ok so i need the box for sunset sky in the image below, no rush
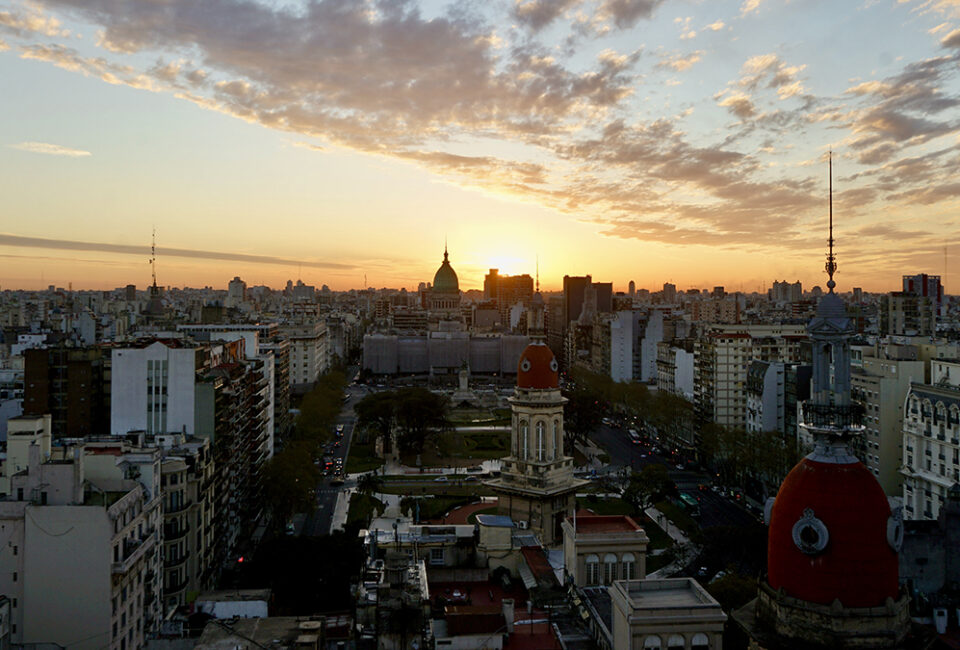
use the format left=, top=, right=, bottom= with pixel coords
left=1, top=0, right=959, bottom=293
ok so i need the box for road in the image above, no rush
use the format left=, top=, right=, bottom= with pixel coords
left=588, top=423, right=759, bottom=530
left=300, top=368, right=366, bottom=536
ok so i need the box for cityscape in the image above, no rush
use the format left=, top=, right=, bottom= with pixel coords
left=2, top=1, right=960, bottom=650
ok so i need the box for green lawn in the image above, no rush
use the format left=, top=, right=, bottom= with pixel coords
left=401, top=429, right=510, bottom=467
left=655, top=500, right=700, bottom=536
left=346, top=493, right=384, bottom=528
left=345, top=440, right=384, bottom=474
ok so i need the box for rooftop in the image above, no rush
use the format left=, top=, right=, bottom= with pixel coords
left=476, top=514, right=514, bottom=528
left=568, top=515, right=643, bottom=535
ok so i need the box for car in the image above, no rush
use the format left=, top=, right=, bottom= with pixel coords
left=285, top=522, right=296, bottom=536
left=464, top=476, right=479, bottom=483
left=434, top=476, right=449, bottom=482
left=676, top=463, right=685, bottom=470
left=336, top=424, right=344, bottom=432
left=334, top=441, right=341, bottom=447
left=640, top=452, right=648, bottom=459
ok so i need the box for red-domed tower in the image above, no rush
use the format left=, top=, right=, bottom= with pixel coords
left=486, top=331, right=588, bottom=545
left=739, top=155, right=911, bottom=648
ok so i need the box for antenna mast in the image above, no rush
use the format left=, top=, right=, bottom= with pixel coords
left=825, top=151, right=837, bottom=292
left=150, top=228, right=157, bottom=289
left=536, top=255, right=540, bottom=293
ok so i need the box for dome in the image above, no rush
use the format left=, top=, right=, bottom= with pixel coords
left=767, top=456, right=899, bottom=608
left=433, top=249, right=459, bottom=293
left=517, top=342, right=559, bottom=389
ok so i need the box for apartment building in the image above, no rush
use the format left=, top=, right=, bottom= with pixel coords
left=902, top=359, right=960, bottom=521
left=0, top=442, right=162, bottom=649
left=694, top=324, right=806, bottom=429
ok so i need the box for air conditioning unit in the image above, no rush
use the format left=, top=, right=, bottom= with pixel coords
left=517, top=520, right=528, bottom=530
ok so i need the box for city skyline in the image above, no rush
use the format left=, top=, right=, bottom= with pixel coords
left=2, top=0, right=959, bottom=292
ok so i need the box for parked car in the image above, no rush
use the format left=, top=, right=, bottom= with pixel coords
left=434, top=476, right=449, bottom=482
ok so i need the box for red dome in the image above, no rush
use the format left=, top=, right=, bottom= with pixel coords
left=517, top=343, right=559, bottom=389
left=767, top=457, right=898, bottom=607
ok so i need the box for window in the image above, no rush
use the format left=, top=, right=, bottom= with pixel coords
left=668, top=635, right=685, bottom=650
left=643, top=637, right=662, bottom=649
left=603, top=553, right=617, bottom=585
left=622, top=553, right=636, bottom=580
left=430, top=548, right=444, bottom=566
left=585, top=554, right=600, bottom=585
left=521, top=421, right=529, bottom=459
left=536, top=421, right=545, bottom=462
left=553, top=421, right=560, bottom=460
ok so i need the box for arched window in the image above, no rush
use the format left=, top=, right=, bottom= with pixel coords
left=536, top=421, right=545, bottom=461
left=667, top=634, right=685, bottom=650
left=521, top=420, right=529, bottom=459
left=691, top=632, right=710, bottom=650
left=603, top=553, right=618, bottom=585
left=585, top=554, right=600, bottom=585
left=643, top=636, right=662, bottom=649
left=553, top=420, right=561, bottom=460
left=621, top=552, right=636, bottom=580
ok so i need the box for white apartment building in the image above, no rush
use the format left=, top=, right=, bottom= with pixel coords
left=845, top=345, right=925, bottom=495
left=657, top=341, right=695, bottom=401
left=0, top=414, right=51, bottom=496
left=111, top=342, right=201, bottom=436
left=694, top=324, right=806, bottom=429
left=746, top=361, right=785, bottom=435
left=610, top=311, right=634, bottom=383
left=902, top=359, right=960, bottom=521
left=0, top=442, right=162, bottom=649
left=282, top=321, right=329, bottom=388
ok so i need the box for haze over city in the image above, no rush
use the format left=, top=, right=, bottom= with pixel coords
left=2, top=0, right=959, bottom=292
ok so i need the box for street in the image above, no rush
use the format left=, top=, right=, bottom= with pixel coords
left=588, top=423, right=759, bottom=530
left=300, top=371, right=365, bottom=536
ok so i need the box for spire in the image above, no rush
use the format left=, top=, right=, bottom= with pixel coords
left=444, top=238, right=449, bottom=263
left=825, top=151, right=837, bottom=293
left=150, top=227, right=158, bottom=290
left=535, top=255, right=540, bottom=293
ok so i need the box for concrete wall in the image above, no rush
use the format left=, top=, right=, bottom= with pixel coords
left=23, top=506, right=112, bottom=649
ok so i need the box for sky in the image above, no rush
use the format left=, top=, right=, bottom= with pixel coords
left=1, top=0, right=959, bottom=293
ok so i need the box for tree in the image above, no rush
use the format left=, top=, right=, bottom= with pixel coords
left=564, top=387, right=602, bottom=447
left=393, top=387, right=449, bottom=455
left=621, top=463, right=678, bottom=514
left=356, top=471, right=384, bottom=498
left=261, top=442, right=320, bottom=529
left=355, top=391, right=396, bottom=451
left=294, top=370, right=347, bottom=447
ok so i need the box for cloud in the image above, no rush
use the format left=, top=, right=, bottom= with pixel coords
left=0, top=234, right=358, bottom=270
left=8, top=141, right=91, bottom=157
left=656, top=50, right=703, bottom=72
left=740, top=0, right=763, bottom=16
left=598, top=0, right=665, bottom=29
left=717, top=92, right=756, bottom=118
left=942, top=27, right=960, bottom=47
left=513, top=0, right=580, bottom=31
left=0, top=6, right=69, bottom=37
left=705, top=20, right=725, bottom=31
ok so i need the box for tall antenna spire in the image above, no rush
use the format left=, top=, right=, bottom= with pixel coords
left=535, top=255, right=540, bottom=293
left=444, top=237, right=448, bottom=262
left=150, top=227, right=157, bottom=290
left=825, top=151, right=837, bottom=293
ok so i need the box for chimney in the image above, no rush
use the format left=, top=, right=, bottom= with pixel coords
left=502, top=598, right=514, bottom=633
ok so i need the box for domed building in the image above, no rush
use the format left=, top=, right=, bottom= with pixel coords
left=486, top=340, right=588, bottom=546
left=736, top=165, right=912, bottom=648
left=429, top=246, right=461, bottom=318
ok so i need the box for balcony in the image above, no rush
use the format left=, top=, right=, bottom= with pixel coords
left=112, top=534, right=156, bottom=575
left=163, top=523, right=190, bottom=542
left=164, top=550, right=190, bottom=569
left=166, top=499, right=192, bottom=514
left=801, top=402, right=864, bottom=429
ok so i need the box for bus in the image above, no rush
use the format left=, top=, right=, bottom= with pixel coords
left=678, top=492, right=701, bottom=518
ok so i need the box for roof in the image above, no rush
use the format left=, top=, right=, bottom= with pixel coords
left=433, top=249, right=459, bottom=293
left=520, top=546, right=559, bottom=589
left=767, top=456, right=898, bottom=607
left=517, top=342, right=559, bottom=389
left=568, top=515, right=643, bottom=535
left=476, top=514, right=514, bottom=528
